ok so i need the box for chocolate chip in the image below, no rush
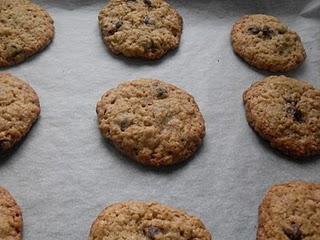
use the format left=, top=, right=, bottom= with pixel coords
left=287, top=106, right=296, bottom=115
left=248, top=26, right=260, bottom=34
left=283, top=224, right=303, bottom=240
left=143, top=226, right=162, bottom=239
left=287, top=106, right=304, bottom=122
left=156, top=87, right=168, bottom=99
left=144, top=0, right=152, bottom=6
left=144, top=15, right=150, bottom=24
left=248, top=25, right=274, bottom=39
left=105, top=21, right=123, bottom=35
left=110, top=97, right=117, bottom=104
left=144, top=16, right=155, bottom=25
left=261, top=25, right=274, bottom=39
left=115, top=21, right=123, bottom=29
left=293, top=109, right=304, bottom=122
left=284, top=97, right=304, bottom=122
left=120, top=119, right=132, bottom=131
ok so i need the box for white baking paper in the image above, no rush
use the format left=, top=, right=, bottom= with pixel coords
left=0, top=0, right=319, bottom=239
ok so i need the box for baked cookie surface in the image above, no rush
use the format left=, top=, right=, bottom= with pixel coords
left=243, top=75, right=320, bottom=157
left=89, top=201, right=212, bottom=240
left=0, top=73, right=40, bottom=152
left=96, top=79, right=205, bottom=166
left=257, top=181, right=320, bottom=240
left=98, top=0, right=183, bottom=60
left=0, top=186, right=23, bottom=240
left=0, top=0, right=54, bottom=67
left=231, top=14, right=306, bottom=72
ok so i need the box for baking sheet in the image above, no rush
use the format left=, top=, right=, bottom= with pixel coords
left=1, top=0, right=320, bottom=239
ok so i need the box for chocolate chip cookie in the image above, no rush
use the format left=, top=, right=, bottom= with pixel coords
left=0, top=73, right=40, bottom=152
left=89, top=201, right=212, bottom=240
left=98, top=0, right=183, bottom=60
left=96, top=79, right=205, bottom=166
left=0, top=0, right=54, bottom=67
left=243, top=75, right=320, bottom=157
left=0, top=186, right=23, bottom=240
left=257, top=181, right=320, bottom=240
left=231, top=14, right=306, bottom=72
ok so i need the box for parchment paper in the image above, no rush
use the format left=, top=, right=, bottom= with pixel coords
left=0, top=0, right=320, bottom=239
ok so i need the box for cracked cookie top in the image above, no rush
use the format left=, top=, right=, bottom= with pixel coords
left=98, top=0, right=183, bottom=60
left=96, top=79, right=205, bottom=166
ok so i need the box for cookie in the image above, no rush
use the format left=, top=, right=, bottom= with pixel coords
left=89, top=200, right=212, bottom=240
left=96, top=79, right=205, bottom=166
left=0, top=73, right=40, bottom=152
left=231, top=14, right=306, bottom=72
left=98, top=0, right=183, bottom=60
left=243, top=75, right=320, bottom=157
left=0, top=186, right=23, bottom=240
left=0, top=0, right=54, bottom=67
left=257, top=181, right=320, bottom=240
